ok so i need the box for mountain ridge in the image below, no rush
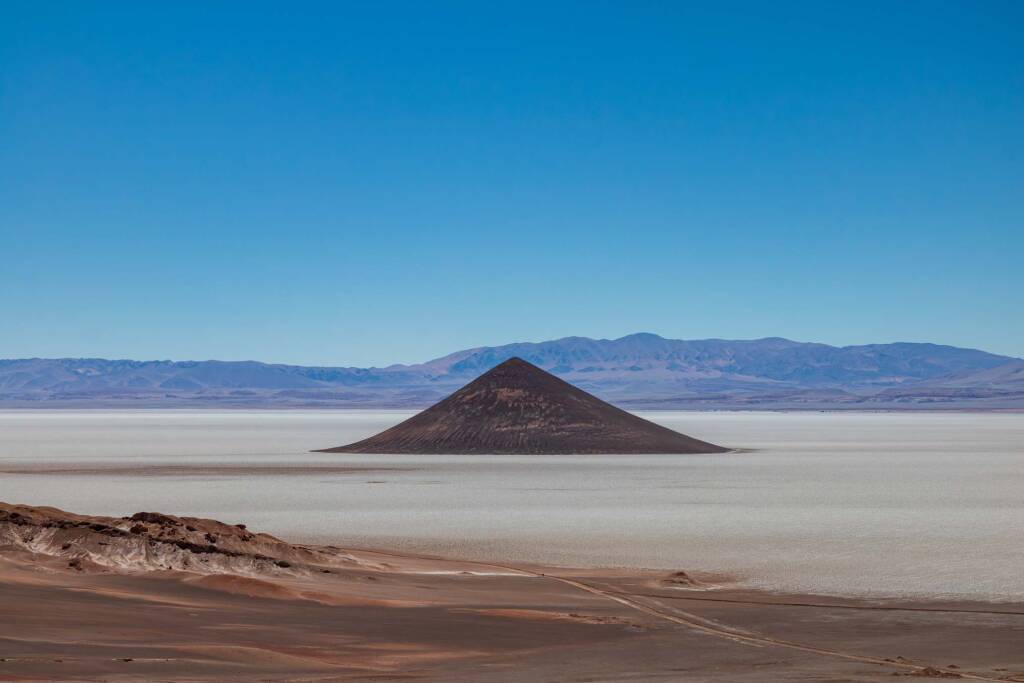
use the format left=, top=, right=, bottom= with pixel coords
left=1, top=333, right=1021, bottom=409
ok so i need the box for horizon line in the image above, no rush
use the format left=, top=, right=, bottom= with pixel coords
left=0, top=332, right=1018, bottom=369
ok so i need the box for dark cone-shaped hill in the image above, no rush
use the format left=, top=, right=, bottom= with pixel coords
left=316, top=357, right=728, bottom=454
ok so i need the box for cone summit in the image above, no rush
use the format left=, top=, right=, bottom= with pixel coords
left=317, top=357, right=727, bottom=454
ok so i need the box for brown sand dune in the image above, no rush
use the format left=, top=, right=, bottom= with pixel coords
left=2, top=501, right=1023, bottom=682
left=317, top=357, right=727, bottom=454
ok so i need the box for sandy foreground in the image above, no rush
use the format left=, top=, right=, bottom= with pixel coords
left=2, top=502, right=1023, bottom=682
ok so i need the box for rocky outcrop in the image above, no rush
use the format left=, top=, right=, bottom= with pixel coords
left=0, top=502, right=360, bottom=576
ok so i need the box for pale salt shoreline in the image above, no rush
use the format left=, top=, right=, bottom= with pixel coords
left=1, top=409, right=1022, bottom=601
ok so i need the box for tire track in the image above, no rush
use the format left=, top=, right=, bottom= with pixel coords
left=635, top=592, right=1024, bottom=617
left=351, top=546, right=1007, bottom=681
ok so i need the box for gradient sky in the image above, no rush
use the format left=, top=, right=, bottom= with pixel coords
left=2, top=2, right=1021, bottom=366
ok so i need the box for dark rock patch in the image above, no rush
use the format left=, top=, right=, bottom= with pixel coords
left=131, top=512, right=179, bottom=526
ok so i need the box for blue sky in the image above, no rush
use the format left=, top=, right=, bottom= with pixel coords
left=2, top=2, right=1021, bottom=366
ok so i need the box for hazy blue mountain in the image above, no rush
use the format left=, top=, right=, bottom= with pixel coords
left=1, top=333, right=1021, bottom=409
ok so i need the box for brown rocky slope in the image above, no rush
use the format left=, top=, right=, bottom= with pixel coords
left=0, top=501, right=368, bottom=576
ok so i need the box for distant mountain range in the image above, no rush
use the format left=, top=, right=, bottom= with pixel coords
left=2, top=333, right=1022, bottom=409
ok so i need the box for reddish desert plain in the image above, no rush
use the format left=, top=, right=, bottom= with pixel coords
left=2, top=501, right=1024, bottom=682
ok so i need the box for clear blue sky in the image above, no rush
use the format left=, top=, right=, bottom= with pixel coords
left=2, top=2, right=1021, bottom=366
